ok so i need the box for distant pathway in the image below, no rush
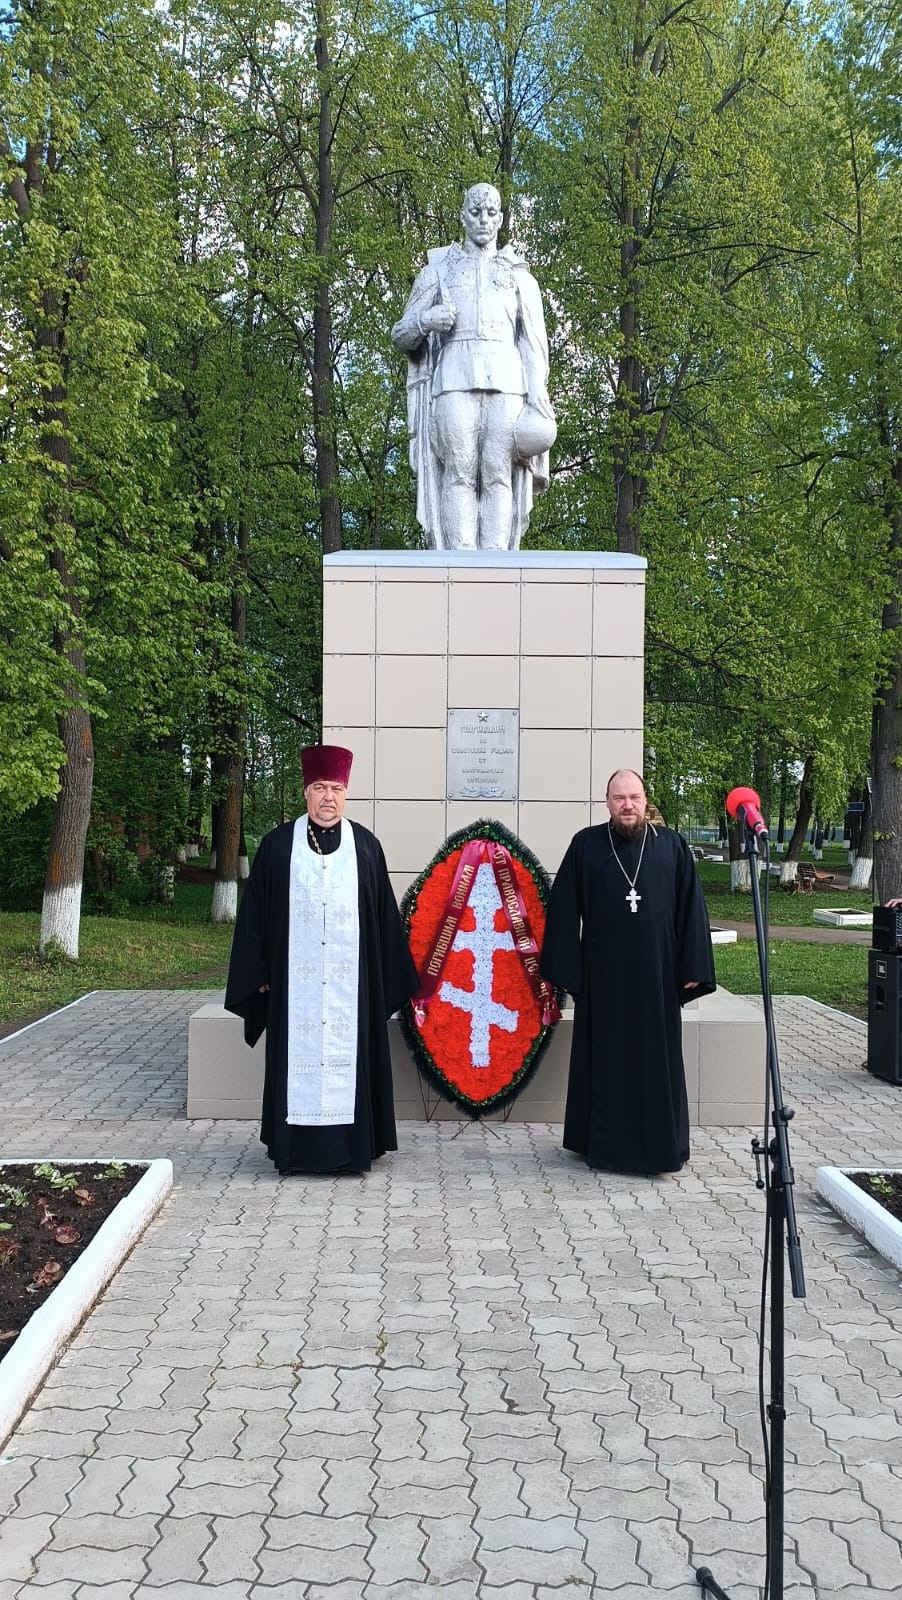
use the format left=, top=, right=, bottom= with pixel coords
left=712, top=919, right=871, bottom=945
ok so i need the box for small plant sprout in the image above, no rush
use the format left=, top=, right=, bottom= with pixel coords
left=32, top=1164, right=78, bottom=1192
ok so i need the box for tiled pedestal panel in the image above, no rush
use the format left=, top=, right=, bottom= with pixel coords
left=322, top=550, right=646, bottom=895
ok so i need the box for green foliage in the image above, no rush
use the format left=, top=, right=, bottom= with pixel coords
left=0, top=800, right=55, bottom=911
left=99, top=1162, right=128, bottom=1181
left=32, top=1164, right=77, bottom=1192
left=1, top=0, right=899, bottom=906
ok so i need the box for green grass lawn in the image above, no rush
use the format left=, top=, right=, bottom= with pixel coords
left=713, top=939, right=868, bottom=1018
left=697, top=859, right=873, bottom=927
left=0, top=885, right=233, bottom=1026
left=697, top=855, right=871, bottom=1014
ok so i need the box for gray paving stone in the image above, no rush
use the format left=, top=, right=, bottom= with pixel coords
left=271, top=1459, right=327, bottom=1515
left=142, top=1512, right=212, bottom=1582
left=321, top=1458, right=376, bottom=1516
left=78, top=1585, right=145, bottom=1600
left=32, top=1545, right=150, bottom=1585
left=134, top=1586, right=251, bottom=1599
left=119, top=1455, right=182, bottom=1515
left=6, top=1455, right=84, bottom=1519
left=202, top=1512, right=267, bottom=1582
left=361, top=1584, right=475, bottom=1600
left=366, top=1514, right=427, bottom=1585
left=237, top=1412, right=291, bottom=1459
left=257, top=1545, right=369, bottom=1586
left=247, top=1586, right=309, bottom=1599
left=0, top=1514, right=55, bottom=1582
left=476, top=1541, right=594, bottom=1587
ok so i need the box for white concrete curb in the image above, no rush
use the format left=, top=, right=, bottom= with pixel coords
left=0, top=990, right=98, bottom=1049
left=816, top=1166, right=902, bottom=1271
left=0, top=1158, right=173, bottom=1449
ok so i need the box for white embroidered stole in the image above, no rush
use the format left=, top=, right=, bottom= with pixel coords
left=286, top=819, right=360, bottom=1125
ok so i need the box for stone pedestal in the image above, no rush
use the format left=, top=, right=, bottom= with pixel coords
left=322, top=550, right=646, bottom=898
left=186, top=990, right=765, bottom=1128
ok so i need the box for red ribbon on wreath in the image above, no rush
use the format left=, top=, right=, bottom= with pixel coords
left=413, top=837, right=560, bottom=1028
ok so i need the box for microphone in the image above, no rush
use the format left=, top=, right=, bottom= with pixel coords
left=726, top=785, right=769, bottom=838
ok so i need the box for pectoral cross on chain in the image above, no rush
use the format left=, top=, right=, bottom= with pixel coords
left=626, top=886, right=641, bottom=914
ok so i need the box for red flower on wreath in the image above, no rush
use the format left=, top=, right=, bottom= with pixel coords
left=401, top=824, right=558, bottom=1115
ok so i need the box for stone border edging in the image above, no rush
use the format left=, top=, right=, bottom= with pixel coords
left=0, top=990, right=97, bottom=1047
left=816, top=1166, right=902, bottom=1270
left=0, top=1158, right=173, bottom=1449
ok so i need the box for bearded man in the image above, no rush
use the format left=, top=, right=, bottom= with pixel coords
left=225, top=745, right=418, bottom=1175
left=540, top=769, right=716, bottom=1176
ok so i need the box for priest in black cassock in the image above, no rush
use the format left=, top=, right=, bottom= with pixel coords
left=225, top=744, right=418, bottom=1175
left=540, top=769, right=716, bottom=1176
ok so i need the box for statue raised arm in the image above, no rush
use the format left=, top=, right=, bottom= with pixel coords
left=391, top=183, right=556, bottom=552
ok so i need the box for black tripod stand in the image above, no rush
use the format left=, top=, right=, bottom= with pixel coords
left=696, top=822, right=806, bottom=1600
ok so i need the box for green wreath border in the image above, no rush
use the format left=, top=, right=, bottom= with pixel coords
left=399, top=817, right=562, bottom=1118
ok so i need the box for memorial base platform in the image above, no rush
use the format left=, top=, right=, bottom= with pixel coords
left=187, top=988, right=765, bottom=1127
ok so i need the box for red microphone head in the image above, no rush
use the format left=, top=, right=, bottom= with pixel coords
left=725, top=786, right=762, bottom=820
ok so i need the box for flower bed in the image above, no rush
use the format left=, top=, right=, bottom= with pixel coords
left=0, top=1159, right=173, bottom=1448
left=815, top=1167, right=902, bottom=1270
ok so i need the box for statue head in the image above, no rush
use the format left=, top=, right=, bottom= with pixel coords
left=460, top=183, right=503, bottom=249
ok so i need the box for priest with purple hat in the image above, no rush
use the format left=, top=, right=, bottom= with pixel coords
left=225, top=744, right=418, bottom=1175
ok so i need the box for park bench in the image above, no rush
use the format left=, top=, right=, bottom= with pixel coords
left=793, top=861, right=836, bottom=892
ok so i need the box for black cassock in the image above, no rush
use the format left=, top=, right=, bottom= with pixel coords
left=225, top=818, right=418, bottom=1174
left=540, top=824, right=716, bottom=1175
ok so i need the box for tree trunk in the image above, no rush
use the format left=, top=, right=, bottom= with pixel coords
left=211, top=566, right=247, bottom=923
left=728, top=815, right=753, bottom=892
left=41, top=691, right=94, bottom=958
left=872, top=482, right=902, bottom=903
left=776, top=759, right=788, bottom=846
left=239, top=810, right=249, bottom=881
left=849, top=783, right=873, bottom=890
left=210, top=746, right=242, bottom=922
left=186, top=757, right=207, bottom=858
left=37, top=297, right=93, bottom=960
left=779, top=755, right=814, bottom=887
left=313, top=0, right=342, bottom=555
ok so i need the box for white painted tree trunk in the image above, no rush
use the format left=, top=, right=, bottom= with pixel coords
left=238, top=854, right=249, bottom=881
left=210, top=879, right=237, bottom=923
left=849, top=855, right=873, bottom=891
left=209, top=850, right=217, bottom=871
left=40, top=882, right=83, bottom=960
left=185, top=843, right=199, bottom=859
left=730, top=859, right=759, bottom=892
left=780, top=860, right=799, bottom=887
left=159, top=865, right=175, bottom=903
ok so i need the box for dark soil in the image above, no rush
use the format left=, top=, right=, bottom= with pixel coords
left=0, top=1162, right=145, bottom=1361
left=848, top=1170, right=902, bottom=1223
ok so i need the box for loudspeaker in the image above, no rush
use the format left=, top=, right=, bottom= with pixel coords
left=872, top=905, right=902, bottom=952
left=867, top=949, right=902, bottom=1085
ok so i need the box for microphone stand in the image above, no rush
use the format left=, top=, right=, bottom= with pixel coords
left=696, top=819, right=806, bottom=1600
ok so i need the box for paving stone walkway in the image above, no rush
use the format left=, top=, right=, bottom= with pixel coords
left=0, top=989, right=900, bottom=1600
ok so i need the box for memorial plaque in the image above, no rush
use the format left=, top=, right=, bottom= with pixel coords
left=447, top=709, right=519, bottom=801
